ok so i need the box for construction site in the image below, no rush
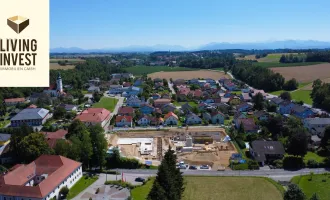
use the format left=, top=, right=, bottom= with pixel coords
left=106, top=127, right=238, bottom=170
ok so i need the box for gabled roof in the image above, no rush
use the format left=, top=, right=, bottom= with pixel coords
left=0, top=155, right=81, bottom=198
left=304, top=118, right=330, bottom=125
left=75, top=108, right=110, bottom=123
left=251, top=140, right=285, bottom=162
left=4, top=98, right=25, bottom=103
left=140, top=104, right=155, bottom=109
left=237, top=103, right=252, bottom=110
left=211, top=111, right=225, bottom=117
left=154, top=99, right=171, bottom=103
left=254, top=111, right=268, bottom=118
left=237, top=118, right=257, bottom=131
left=11, top=108, right=49, bottom=121
left=292, top=104, right=309, bottom=113
left=118, top=106, right=134, bottom=115
left=164, top=112, right=178, bottom=120
left=41, top=129, right=68, bottom=139
left=115, top=115, right=133, bottom=122
left=270, top=97, right=284, bottom=105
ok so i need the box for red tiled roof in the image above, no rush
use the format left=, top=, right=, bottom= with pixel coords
left=118, top=107, right=134, bottom=115
left=41, top=129, right=68, bottom=139
left=115, top=116, right=133, bottom=123
left=0, top=155, right=81, bottom=198
left=28, top=104, right=38, bottom=108
left=75, top=108, right=111, bottom=123
left=123, top=82, right=132, bottom=87
left=179, top=88, right=190, bottom=96
left=154, top=99, right=171, bottom=103
left=164, top=112, right=178, bottom=120
left=4, top=98, right=25, bottom=103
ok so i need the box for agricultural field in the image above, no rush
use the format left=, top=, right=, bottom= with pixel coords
left=253, top=62, right=323, bottom=68
left=271, top=63, right=330, bottom=83
left=125, top=65, right=196, bottom=75
left=291, top=174, right=330, bottom=200
left=92, top=97, right=118, bottom=112
left=50, top=63, right=76, bottom=70
left=239, top=53, right=298, bottom=62
left=148, top=70, right=230, bottom=80
left=131, top=177, right=284, bottom=200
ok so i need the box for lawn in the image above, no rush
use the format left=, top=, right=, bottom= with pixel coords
left=125, top=65, right=196, bottom=75
left=303, top=152, right=325, bottom=163
left=253, top=62, right=323, bottom=68
left=291, top=174, right=330, bottom=199
left=173, top=101, right=198, bottom=107
left=131, top=176, right=283, bottom=200
left=92, top=97, right=118, bottom=111
left=0, top=120, right=9, bottom=128
left=291, top=90, right=313, bottom=104
left=269, top=82, right=311, bottom=96
left=67, top=175, right=98, bottom=199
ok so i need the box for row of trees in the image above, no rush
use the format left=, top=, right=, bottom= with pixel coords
left=231, top=61, right=285, bottom=92
left=305, top=51, right=330, bottom=62
left=311, top=79, right=330, bottom=112
left=179, top=53, right=235, bottom=69
left=279, top=54, right=305, bottom=63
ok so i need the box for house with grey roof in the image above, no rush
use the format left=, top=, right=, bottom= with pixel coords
left=186, top=113, right=202, bottom=125
left=303, top=118, right=330, bottom=137
left=250, top=140, right=285, bottom=166
left=10, top=108, right=50, bottom=127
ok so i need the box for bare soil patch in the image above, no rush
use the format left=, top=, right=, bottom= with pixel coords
left=271, top=63, right=330, bottom=83
left=50, top=63, right=76, bottom=70
left=148, top=70, right=230, bottom=80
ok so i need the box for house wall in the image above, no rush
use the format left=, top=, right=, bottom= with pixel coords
left=116, top=121, right=132, bottom=127
left=186, top=117, right=202, bottom=125
left=211, top=115, right=224, bottom=124
left=0, top=166, right=82, bottom=200
left=138, top=118, right=150, bottom=126
left=278, top=104, right=294, bottom=114
left=165, top=116, right=178, bottom=125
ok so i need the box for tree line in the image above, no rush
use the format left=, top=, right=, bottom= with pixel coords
left=305, top=51, right=330, bottom=62
left=279, top=54, right=305, bottom=63
left=179, top=53, right=235, bottom=69
left=311, top=79, right=330, bottom=112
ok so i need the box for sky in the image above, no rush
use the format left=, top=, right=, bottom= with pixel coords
left=50, top=0, right=330, bottom=49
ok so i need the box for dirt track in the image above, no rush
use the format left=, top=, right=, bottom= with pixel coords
left=271, top=63, right=330, bottom=83
left=148, top=70, right=230, bottom=80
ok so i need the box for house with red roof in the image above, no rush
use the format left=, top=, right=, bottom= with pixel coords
left=0, top=155, right=82, bottom=200
left=115, top=116, right=133, bottom=127
left=118, top=106, right=134, bottom=116
left=75, top=108, right=111, bottom=129
left=164, top=112, right=178, bottom=125
left=41, top=129, right=68, bottom=149
left=4, top=98, right=25, bottom=106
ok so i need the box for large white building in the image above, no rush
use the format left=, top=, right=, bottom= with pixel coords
left=0, top=155, right=82, bottom=200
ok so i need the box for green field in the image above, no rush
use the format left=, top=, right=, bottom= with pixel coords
left=50, top=58, right=86, bottom=63
left=303, top=152, right=325, bottom=163
left=67, top=176, right=98, bottom=199
left=269, top=82, right=311, bottom=96
left=252, top=62, right=323, bottom=68
left=92, top=97, right=118, bottom=111
left=291, top=174, right=330, bottom=199
left=291, top=90, right=313, bottom=104
left=131, top=176, right=283, bottom=200
left=125, top=65, right=196, bottom=75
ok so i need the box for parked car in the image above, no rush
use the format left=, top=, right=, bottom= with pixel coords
left=178, top=165, right=187, bottom=169
left=189, top=165, right=197, bottom=170
left=200, top=165, right=209, bottom=169
left=135, top=177, right=146, bottom=182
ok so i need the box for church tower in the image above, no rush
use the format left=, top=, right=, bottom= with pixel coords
left=56, top=72, right=63, bottom=93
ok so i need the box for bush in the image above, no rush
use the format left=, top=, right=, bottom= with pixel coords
left=247, top=160, right=260, bottom=170
left=273, top=159, right=283, bottom=168
left=236, top=139, right=246, bottom=149
left=307, top=159, right=319, bottom=168
left=59, top=186, right=69, bottom=198
left=104, top=180, right=135, bottom=189
left=232, top=163, right=249, bottom=170
left=283, top=156, right=305, bottom=169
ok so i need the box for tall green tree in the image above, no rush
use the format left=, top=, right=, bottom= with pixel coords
left=320, top=126, right=330, bottom=154
left=19, top=132, right=53, bottom=163
left=10, top=124, right=34, bottom=159
left=147, top=147, right=184, bottom=200
left=310, top=193, right=320, bottom=200
left=79, top=131, right=93, bottom=169
left=54, top=139, right=71, bottom=157
left=253, top=92, right=264, bottom=110
left=89, top=125, right=108, bottom=170
left=284, top=184, right=306, bottom=200
left=287, top=130, right=309, bottom=156
left=280, top=92, right=292, bottom=101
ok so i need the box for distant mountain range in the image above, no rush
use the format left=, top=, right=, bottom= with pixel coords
left=50, top=40, right=330, bottom=53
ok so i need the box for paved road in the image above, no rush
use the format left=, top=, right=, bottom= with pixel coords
left=103, top=92, right=125, bottom=116
left=118, top=168, right=330, bottom=182
left=168, top=82, right=176, bottom=94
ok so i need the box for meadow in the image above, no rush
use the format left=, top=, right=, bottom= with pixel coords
left=131, top=176, right=284, bottom=200
left=92, top=97, right=118, bottom=112
left=125, top=65, right=196, bottom=75
left=50, top=63, right=76, bottom=70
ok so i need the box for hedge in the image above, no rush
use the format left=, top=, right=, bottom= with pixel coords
left=236, top=138, right=246, bottom=149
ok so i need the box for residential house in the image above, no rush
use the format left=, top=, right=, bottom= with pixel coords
left=199, top=103, right=208, bottom=112
left=181, top=103, right=193, bottom=113
left=122, top=86, right=143, bottom=97
left=112, top=73, right=134, bottom=79
left=173, top=79, right=186, bottom=85
left=205, top=78, right=216, bottom=84
left=137, top=115, right=151, bottom=126
left=186, top=113, right=202, bottom=125
left=115, top=116, right=133, bottom=127
left=303, top=118, right=330, bottom=136
left=250, top=140, right=285, bottom=166
left=126, top=95, right=143, bottom=107
left=210, top=112, right=225, bottom=124
left=118, top=106, right=135, bottom=116
left=278, top=101, right=295, bottom=115
left=161, top=104, right=176, bottom=113
left=0, top=155, right=82, bottom=200
left=240, top=93, right=252, bottom=102
left=154, top=99, right=171, bottom=108
left=109, top=85, right=124, bottom=94
left=123, top=82, right=132, bottom=87
left=11, top=108, right=50, bottom=127
left=223, top=80, right=237, bottom=91
left=164, top=112, right=179, bottom=125
left=190, top=89, right=203, bottom=98
left=133, top=79, right=143, bottom=87
left=291, top=105, right=315, bottom=119
left=269, top=97, right=284, bottom=106
left=235, top=118, right=258, bottom=133
left=59, top=104, right=78, bottom=112
left=228, top=96, right=241, bottom=105
left=29, top=93, right=43, bottom=103
left=4, top=98, right=25, bottom=106
left=202, top=112, right=212, bottom=122
left=152, top=93, right=161, bottom=100
left=139, top=104, right=155, bottom=115
left=254, top=111, right=269, bottom=121
left=188, top=79, right=199, bottom=85
left=41, top=129, right=68, bottom=148
left=88, top=86, right=100, bottom=93
left=75, top=108, right=111, bottom=129
left=162, top=94, right=171, bottom=99
left=250, top=89, right=267, bottom=98
left=236, top=103, right=253, bottom=112
left=150, top=117, right=164, bottom=126
left=89, top=77, right=100, bottom=86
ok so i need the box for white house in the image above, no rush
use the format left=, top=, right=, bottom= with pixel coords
left=303, top=118, right=330, bottom=136
left=115, top=116, right=133, bottom=127
left=137, top=115, right=150, bottom=126
left=0, top=155, right=82, bottom=200
left=164, top=112, right=179, bottom=125
left=186, top=113, right=202, bottom=125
